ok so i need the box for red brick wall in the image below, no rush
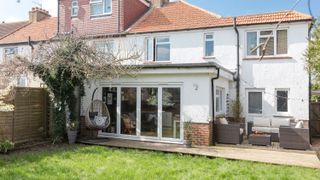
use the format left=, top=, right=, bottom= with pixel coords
left=190, top=122, right=213, bottom=146
left=123, top=0, right=149, bottom=30
left=59, top=0, right=148, bottom=36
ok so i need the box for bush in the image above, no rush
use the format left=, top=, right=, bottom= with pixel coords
left=0, top=139, right=15, bottom=153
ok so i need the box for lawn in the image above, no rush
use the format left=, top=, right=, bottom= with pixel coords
left=0, top=144, right=319, bottom=180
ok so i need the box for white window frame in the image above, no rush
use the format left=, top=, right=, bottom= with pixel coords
left=94, top=40, right=114, bottom=53
left=145, top=37, right=171, bottom=62
left=90, top=0, right=112, bottom=17
left=98, top=83, right=183, bottom=144
left=155, top=37, right=170, bottom=62
left=215, top=87, right=224, bottom=114
left=71, top=0, right=79, bottom=17
left=3, top=47, right=18, bottom=62
left=275, top=88, right=290, bottom=114
left=204, top=33, right=214, bottom=57
left=245, top=29, right=288, bottom=57
left=17, top=75, right=28, bottom=87
left=246, top=89, right=264, bottom=116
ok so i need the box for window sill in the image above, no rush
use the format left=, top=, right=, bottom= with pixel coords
left=143, top=61, right=172, bottom=64
left=243, top=56, right=293, bottom=61
left=203, top=56, right=216, bottom=60
left=90, top=13, right=112, bottom=19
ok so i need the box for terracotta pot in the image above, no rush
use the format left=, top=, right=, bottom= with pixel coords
left=184, top=139, right=192, bottom=148
left=67, top=130, right=77, bottom=144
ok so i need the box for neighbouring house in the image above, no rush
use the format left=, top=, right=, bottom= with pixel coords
left=57, top=0, right=311, bottom=146
left=0, top=7, right=57, bottom=88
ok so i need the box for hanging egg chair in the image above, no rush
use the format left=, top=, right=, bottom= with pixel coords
left=85, top=88, right=110, bottom=130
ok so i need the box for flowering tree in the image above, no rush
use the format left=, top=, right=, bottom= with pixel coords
left=0, top=35, right=142, bottom=142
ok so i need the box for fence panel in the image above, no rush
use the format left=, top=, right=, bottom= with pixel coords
left=0, top=87, right=50, bottom=144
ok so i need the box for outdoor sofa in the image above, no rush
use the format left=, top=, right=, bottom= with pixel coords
left=214, top=118, right=244, bottom=144
left=279, top=125, right=310, bottom=150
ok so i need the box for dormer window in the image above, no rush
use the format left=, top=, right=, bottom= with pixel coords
left=90, top=0, right=112, bottom=17
left=71, top=0, right=78, bottom=17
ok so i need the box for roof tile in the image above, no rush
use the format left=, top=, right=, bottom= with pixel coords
left=129, top=1, right=312, bottom=34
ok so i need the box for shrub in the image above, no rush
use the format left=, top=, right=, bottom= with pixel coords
left=0, top=139, right=14, bottom=153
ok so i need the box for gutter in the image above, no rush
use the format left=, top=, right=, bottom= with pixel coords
left=211, top=66, right=220, bottom=145
left=233, top=17, right=240, bottom=99
left=28, top=36, right=34, bottom=51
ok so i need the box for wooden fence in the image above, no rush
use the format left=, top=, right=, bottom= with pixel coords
left=0, top=87, right=50, bottom=144
left=310, top=102, right=320, bottom=138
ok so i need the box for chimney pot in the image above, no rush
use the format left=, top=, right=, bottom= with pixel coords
left=29, top=7, right=51, bottom=23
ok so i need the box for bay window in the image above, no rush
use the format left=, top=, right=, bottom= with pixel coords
left=246, top=29, right=288, bottom=56
left=90, top=0, right=112, bottom=16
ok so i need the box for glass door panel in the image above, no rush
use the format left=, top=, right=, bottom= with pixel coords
left=102, top=87, right=118, bottom=133
left=141, top=88, right=158, bottom=137
left=121, top=88, right=137, bottom=135
left=162, top=88, right=181, bottom=139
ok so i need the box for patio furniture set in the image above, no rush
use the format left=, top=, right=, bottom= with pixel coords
left=214, top=117, right=310, bottom=150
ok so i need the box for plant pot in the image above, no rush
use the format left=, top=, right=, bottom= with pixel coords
left=67, top=130, right=77, bottom=144
left=184, top=140, right=192, bottom=148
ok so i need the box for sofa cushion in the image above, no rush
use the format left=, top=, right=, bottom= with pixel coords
left=295, top=121, right=304, bottom=128
left=219, top=118, right=228, bottom=125
left=240, top=128, right=244, bottom=135
left=271, top=118, right=290, bottom=128
left=253, top=117, right=270, bottom=127
left=252, top=127, right=271, bottom=133
left=269, top=127, right=279, bottom=134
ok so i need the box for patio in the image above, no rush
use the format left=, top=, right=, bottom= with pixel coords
left=78, top=138, right=320, bottom=169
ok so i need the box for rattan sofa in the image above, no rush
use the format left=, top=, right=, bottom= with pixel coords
left=279, top=126, right=310, bottom=150
left=214, top=123, right=244, bottom=144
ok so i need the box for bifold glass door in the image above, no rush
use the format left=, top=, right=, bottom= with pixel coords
left=102, top=86, right=181, bottom=140
left=141, top=88, right=158, bottom=137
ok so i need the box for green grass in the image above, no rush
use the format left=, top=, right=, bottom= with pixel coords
left=0, top=144, right=319, bottom=180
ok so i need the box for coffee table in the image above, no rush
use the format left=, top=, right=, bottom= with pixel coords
left=249, top=134, right=271, bottom=146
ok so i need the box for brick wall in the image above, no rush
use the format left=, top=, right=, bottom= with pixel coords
left=59, top=0, right=148, bottom=36
left=190, top=122, right=213, bottom=146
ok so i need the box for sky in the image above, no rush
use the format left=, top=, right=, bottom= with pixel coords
left=0, top=0, right=319, bottom=23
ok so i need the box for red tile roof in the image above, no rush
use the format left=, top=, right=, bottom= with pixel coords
left=129, top=1, right=312, bottom=34
left=0, top=17, right=57, bottom=45
left=0, top=21, right=29, bottom=38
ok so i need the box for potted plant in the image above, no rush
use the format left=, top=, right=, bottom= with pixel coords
left=0, top=139, right=15, bottom=154
left=184, top=120, right=193, bottom=148
left=231, top=97, right=244, bottom=123
left=66, top=119, right=78, bottom=144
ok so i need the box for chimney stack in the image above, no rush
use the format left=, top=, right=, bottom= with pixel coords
left=150, top=0, right=170, bottom=8
left=29, top=7, right=51, bottom=23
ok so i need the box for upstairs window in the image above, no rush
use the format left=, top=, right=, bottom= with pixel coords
left=246, top=29, right=288, bottom=57
left=204, top=33, right=214, bottom=57
left=3, top=47, right=18, bottom=62
left=71, top=0, right=78, bottom=17
left=90, top=0, right=112, bottom=16
left=146, top=37, right=171, bottom=61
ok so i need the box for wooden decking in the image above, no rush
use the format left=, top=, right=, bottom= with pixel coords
left=79, top=138, right=320, bottom=169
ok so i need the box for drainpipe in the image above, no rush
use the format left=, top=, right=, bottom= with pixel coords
left=57, top=0, right=60, bottom=34
left=211, top=66, right=220, bottom=145
left=308, top=18, right=315, bottom=145
left=28, top=36, right=34, bottom=51
left=233, top=17, right=240, bottom=100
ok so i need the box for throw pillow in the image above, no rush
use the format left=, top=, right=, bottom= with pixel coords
left=94, top=116, right=107, bottom=126
left=219, top=118, right=228, bottom=125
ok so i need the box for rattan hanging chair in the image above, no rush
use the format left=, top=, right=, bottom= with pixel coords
left=85, top=88, right=111, bottom=130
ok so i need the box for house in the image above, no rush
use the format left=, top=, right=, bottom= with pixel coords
left=0, top=7, right=57, bottom=87
left=58, top=0, right=312, bottom=146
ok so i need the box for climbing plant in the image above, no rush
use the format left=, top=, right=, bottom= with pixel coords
left=0, top=35, right=142, bottom=142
